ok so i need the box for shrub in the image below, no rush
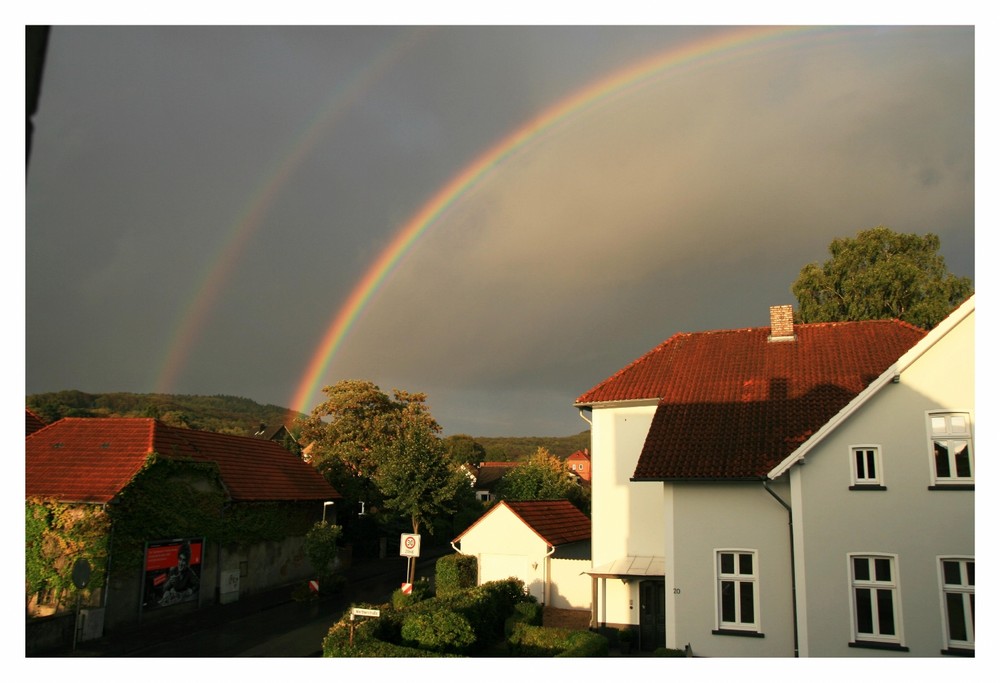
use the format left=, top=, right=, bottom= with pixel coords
left=435, top=553, right=477, bottom=596
left=508, top=623, right=608, bottom=657
left=401, top=610, right=476, bottom=654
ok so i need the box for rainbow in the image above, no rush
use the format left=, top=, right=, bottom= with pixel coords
left=154, top=28, right=430, bottom=394
left=289, top=25, right=831, bottom=415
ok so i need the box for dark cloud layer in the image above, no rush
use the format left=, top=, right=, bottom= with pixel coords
left=25, top=26, right=974, bottom=436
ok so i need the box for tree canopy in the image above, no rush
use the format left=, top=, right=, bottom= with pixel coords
left=495, top=447, right=589, bottom=514
left=792, top=226, right=972, bottom=330
left=296, top=380, right=465, bottom=537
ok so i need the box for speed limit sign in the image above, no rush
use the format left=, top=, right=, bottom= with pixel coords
left=399, top=533, right=421, bottom=558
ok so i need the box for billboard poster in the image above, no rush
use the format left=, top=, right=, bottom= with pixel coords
left=142, top=538, right=203, bottom=610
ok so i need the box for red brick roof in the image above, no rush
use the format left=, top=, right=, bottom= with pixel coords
left=25, top=417, right=340, bottom=504
left=454, top=499, right=590, bottom=547
left=566, top=449, right=590, bottom=462
left=577, top=320, right=926, bottom=480
left=26, top=409, right=46, bottom=436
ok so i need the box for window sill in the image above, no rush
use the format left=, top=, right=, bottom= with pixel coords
left=928, top=484, right=974, bottom=491
left=941, top=647, right=974, bottom=657
left=713, top=628, right=764, bottom=638
left=849, top=484, right=887, bottom=491
left=849, top=640, right=909, bottom=652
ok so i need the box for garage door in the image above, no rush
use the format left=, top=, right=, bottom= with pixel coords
left=480, top=554, right=539, bottom=600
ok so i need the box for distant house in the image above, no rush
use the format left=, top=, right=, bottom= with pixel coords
left=469, top=461, right=520, bottom=503
left=565, top=449, right=591, bottom=481
left=26, top=408, right=46, bottom=436
left=452, top=499, right=591, bottom=607
left=574, top=303, right=962, bottom=655
left=26, top=417, right=340, bottom=646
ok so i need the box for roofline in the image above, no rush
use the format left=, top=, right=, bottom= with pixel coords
left=631, top=476, right=765, bottom=483
left=573, top=398, right=661, bottom=410
left=767, top=295, right=974, bottom=479
left=452, top=499, right=589, bottom=547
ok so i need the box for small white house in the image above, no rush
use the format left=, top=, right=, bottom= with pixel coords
left=452, top=499, right=591, bottom=607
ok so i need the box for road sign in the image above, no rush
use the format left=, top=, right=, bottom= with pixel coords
left=309, top=579, right=319, bottom=594
left=351, top=607, right=381, bottom=618
left=401, top=583, right=412, bottom=594
left=399, top=533, right=421, bottom=558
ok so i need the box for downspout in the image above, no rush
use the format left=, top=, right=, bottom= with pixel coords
left=543, top=545, right=555, bottom=605
left=578, top=409, right=593, bottom=427
left=762, top=479, right=799, bottom=658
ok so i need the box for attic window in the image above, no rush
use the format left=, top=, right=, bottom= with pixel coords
left=101, top=442, right=111, bottom=449
left=52, top=442, right=62, bottom=449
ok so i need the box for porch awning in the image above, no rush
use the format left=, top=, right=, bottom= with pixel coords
left=585, top=555, right=664, bottom=579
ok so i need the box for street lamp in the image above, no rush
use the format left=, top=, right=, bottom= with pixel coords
left=322, top=501, right=334, bottom=523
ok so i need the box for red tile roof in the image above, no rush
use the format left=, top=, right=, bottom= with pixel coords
left=577, top=320, right=926, bottom=480
left=454, top=499, right=590, bottom=547
left=566, top=449, right=590, bottom=462
left=26, top=409, right=47, bottom=436
left=25, top=417, right=340, bottom=504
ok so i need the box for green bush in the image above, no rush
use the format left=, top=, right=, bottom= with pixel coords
left=401, top=610, right=477, bottom=654
left=508, top=623, right=608, bottom=657
left=391, top=577, right=433, bottom=609
left=504, top=600, right=542, bottom=637
left=435, top=553, right=478, bottom=596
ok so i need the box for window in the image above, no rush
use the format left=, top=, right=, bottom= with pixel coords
left=928, top=412, right=974, bottom=486
left=849, top=445, right=885, bottom=489
left=849, top=554, right=906, bottom=649
left=714, top=550, right=761, bottom=635
left=940, top=557, right=974, bottom=653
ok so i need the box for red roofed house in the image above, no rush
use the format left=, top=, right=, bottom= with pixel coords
left=26, top=408, right=46, bottom=436
left=452, top=499, right=591, bottom=607
left=26, top=417, right=340, bottom=645
left=565, top=449, right=591, bottom=482
left=575, top=302, right=972, bottom=656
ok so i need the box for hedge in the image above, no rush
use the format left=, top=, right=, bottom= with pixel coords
left=434, top=553, right=478, bottom=596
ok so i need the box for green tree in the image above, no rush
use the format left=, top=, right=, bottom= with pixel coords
left=792, top=226, right=972, bottom=329
left=443, top=434, right=486, bottom=467
left=304, top=520, right=343, bottom=580
left=495, top=448, right=589, bottom=513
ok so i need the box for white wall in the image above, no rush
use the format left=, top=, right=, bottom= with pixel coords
left=794, top=308, right=974, bottom=656
left=548, top=558, right=593, bottom=609
left=589, top=402, right=661, bottom=626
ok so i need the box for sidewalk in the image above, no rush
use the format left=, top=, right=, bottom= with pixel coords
left=62, top=550, right=443, bottom=657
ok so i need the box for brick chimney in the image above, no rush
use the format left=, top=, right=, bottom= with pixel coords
left=768, top=304, right=796, bottom=342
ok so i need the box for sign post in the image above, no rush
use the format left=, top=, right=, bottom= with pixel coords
left=349, top=607, right=381, bottom=647
left=399, top=533, right=421, bottom=584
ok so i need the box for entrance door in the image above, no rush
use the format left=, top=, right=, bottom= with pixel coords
left=639, top=580, right=666, bottom=651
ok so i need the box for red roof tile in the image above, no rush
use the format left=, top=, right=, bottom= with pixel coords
left=25, top=417, right=340, bottom=504
left=26, top=409, right=47, bottom=436
left=577, top=320, right=926, bottom=480
left=454, top=499, right=590, bottom=547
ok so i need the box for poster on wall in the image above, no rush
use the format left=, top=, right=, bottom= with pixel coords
left=142, top=538, right=203, bottom=610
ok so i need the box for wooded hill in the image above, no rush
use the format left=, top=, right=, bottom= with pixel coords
left=25, top=391, right=590, bottom=458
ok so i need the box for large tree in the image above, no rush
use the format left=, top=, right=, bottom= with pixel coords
left=792, top=226, right=972, bottom=330
left=297, top=380, right=465, bottom=549
left=495, top=447, right=589, bottom=514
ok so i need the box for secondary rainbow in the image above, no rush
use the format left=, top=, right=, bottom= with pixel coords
left=289, top=26, right=830, bottom=415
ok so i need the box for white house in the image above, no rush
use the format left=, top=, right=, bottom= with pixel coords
left=451, top=499, right=591, bottom=607
left=574, top=302, right=966, bottom=655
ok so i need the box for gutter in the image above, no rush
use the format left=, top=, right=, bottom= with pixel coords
left=762, top=479, right=799, bottom=658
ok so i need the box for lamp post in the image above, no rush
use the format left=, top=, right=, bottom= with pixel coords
left=322, top=501, right=334, bottom=523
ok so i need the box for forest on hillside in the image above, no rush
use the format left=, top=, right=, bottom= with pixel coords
left=25, top=391, right=590, bottom=457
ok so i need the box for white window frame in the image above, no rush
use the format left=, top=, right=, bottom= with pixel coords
left=937, top=556, right=974, bottom=653
left=714, top=549, right=760, bottom=633
left=848, top=553, right=905, bottom=648
left=926, top=411, right=974, bottom=485
left=849, top=444, right=885, bottom=488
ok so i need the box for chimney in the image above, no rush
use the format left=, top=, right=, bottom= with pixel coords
left=768, top=305, right=796, bottom=342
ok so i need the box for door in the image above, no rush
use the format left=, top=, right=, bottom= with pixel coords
left=639, top=579, right=666, bottom=651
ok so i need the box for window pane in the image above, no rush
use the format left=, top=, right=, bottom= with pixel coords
left=855, top=450, right=865, bottom=479
left=967, top=562, right=974, bottom=586
left=739, top=553, right=753, bottom=575
left=931, top=416, right=947, bottom=435
left=721, top=581, right=735, bottom=622
left=866, top=450, right=876, bottom=478
left=935, top=441, right=952, bottom=478
left=946, top=593, right=968, bottom=641
left=950, top=415, right=967, bottom=433
left=855, top=588, right=873, bottom=634
left=720, top=553, right=734, bottom=574
left=853, top=557, right=870, bottom=581
left=874, top=558, right=892, bottom=582
left=943, top=560, right=962, bottom=585
left=739, top=582, right=755, bottom=624
left=955, top=442, right=971, bottom=478
left=876, top=588, right=896, bottom=636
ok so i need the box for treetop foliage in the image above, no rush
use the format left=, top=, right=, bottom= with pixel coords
left=792, top=226, right=972, bottom=330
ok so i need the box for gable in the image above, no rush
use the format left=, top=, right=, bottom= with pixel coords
left=454, top=499, right=590, bottom=547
